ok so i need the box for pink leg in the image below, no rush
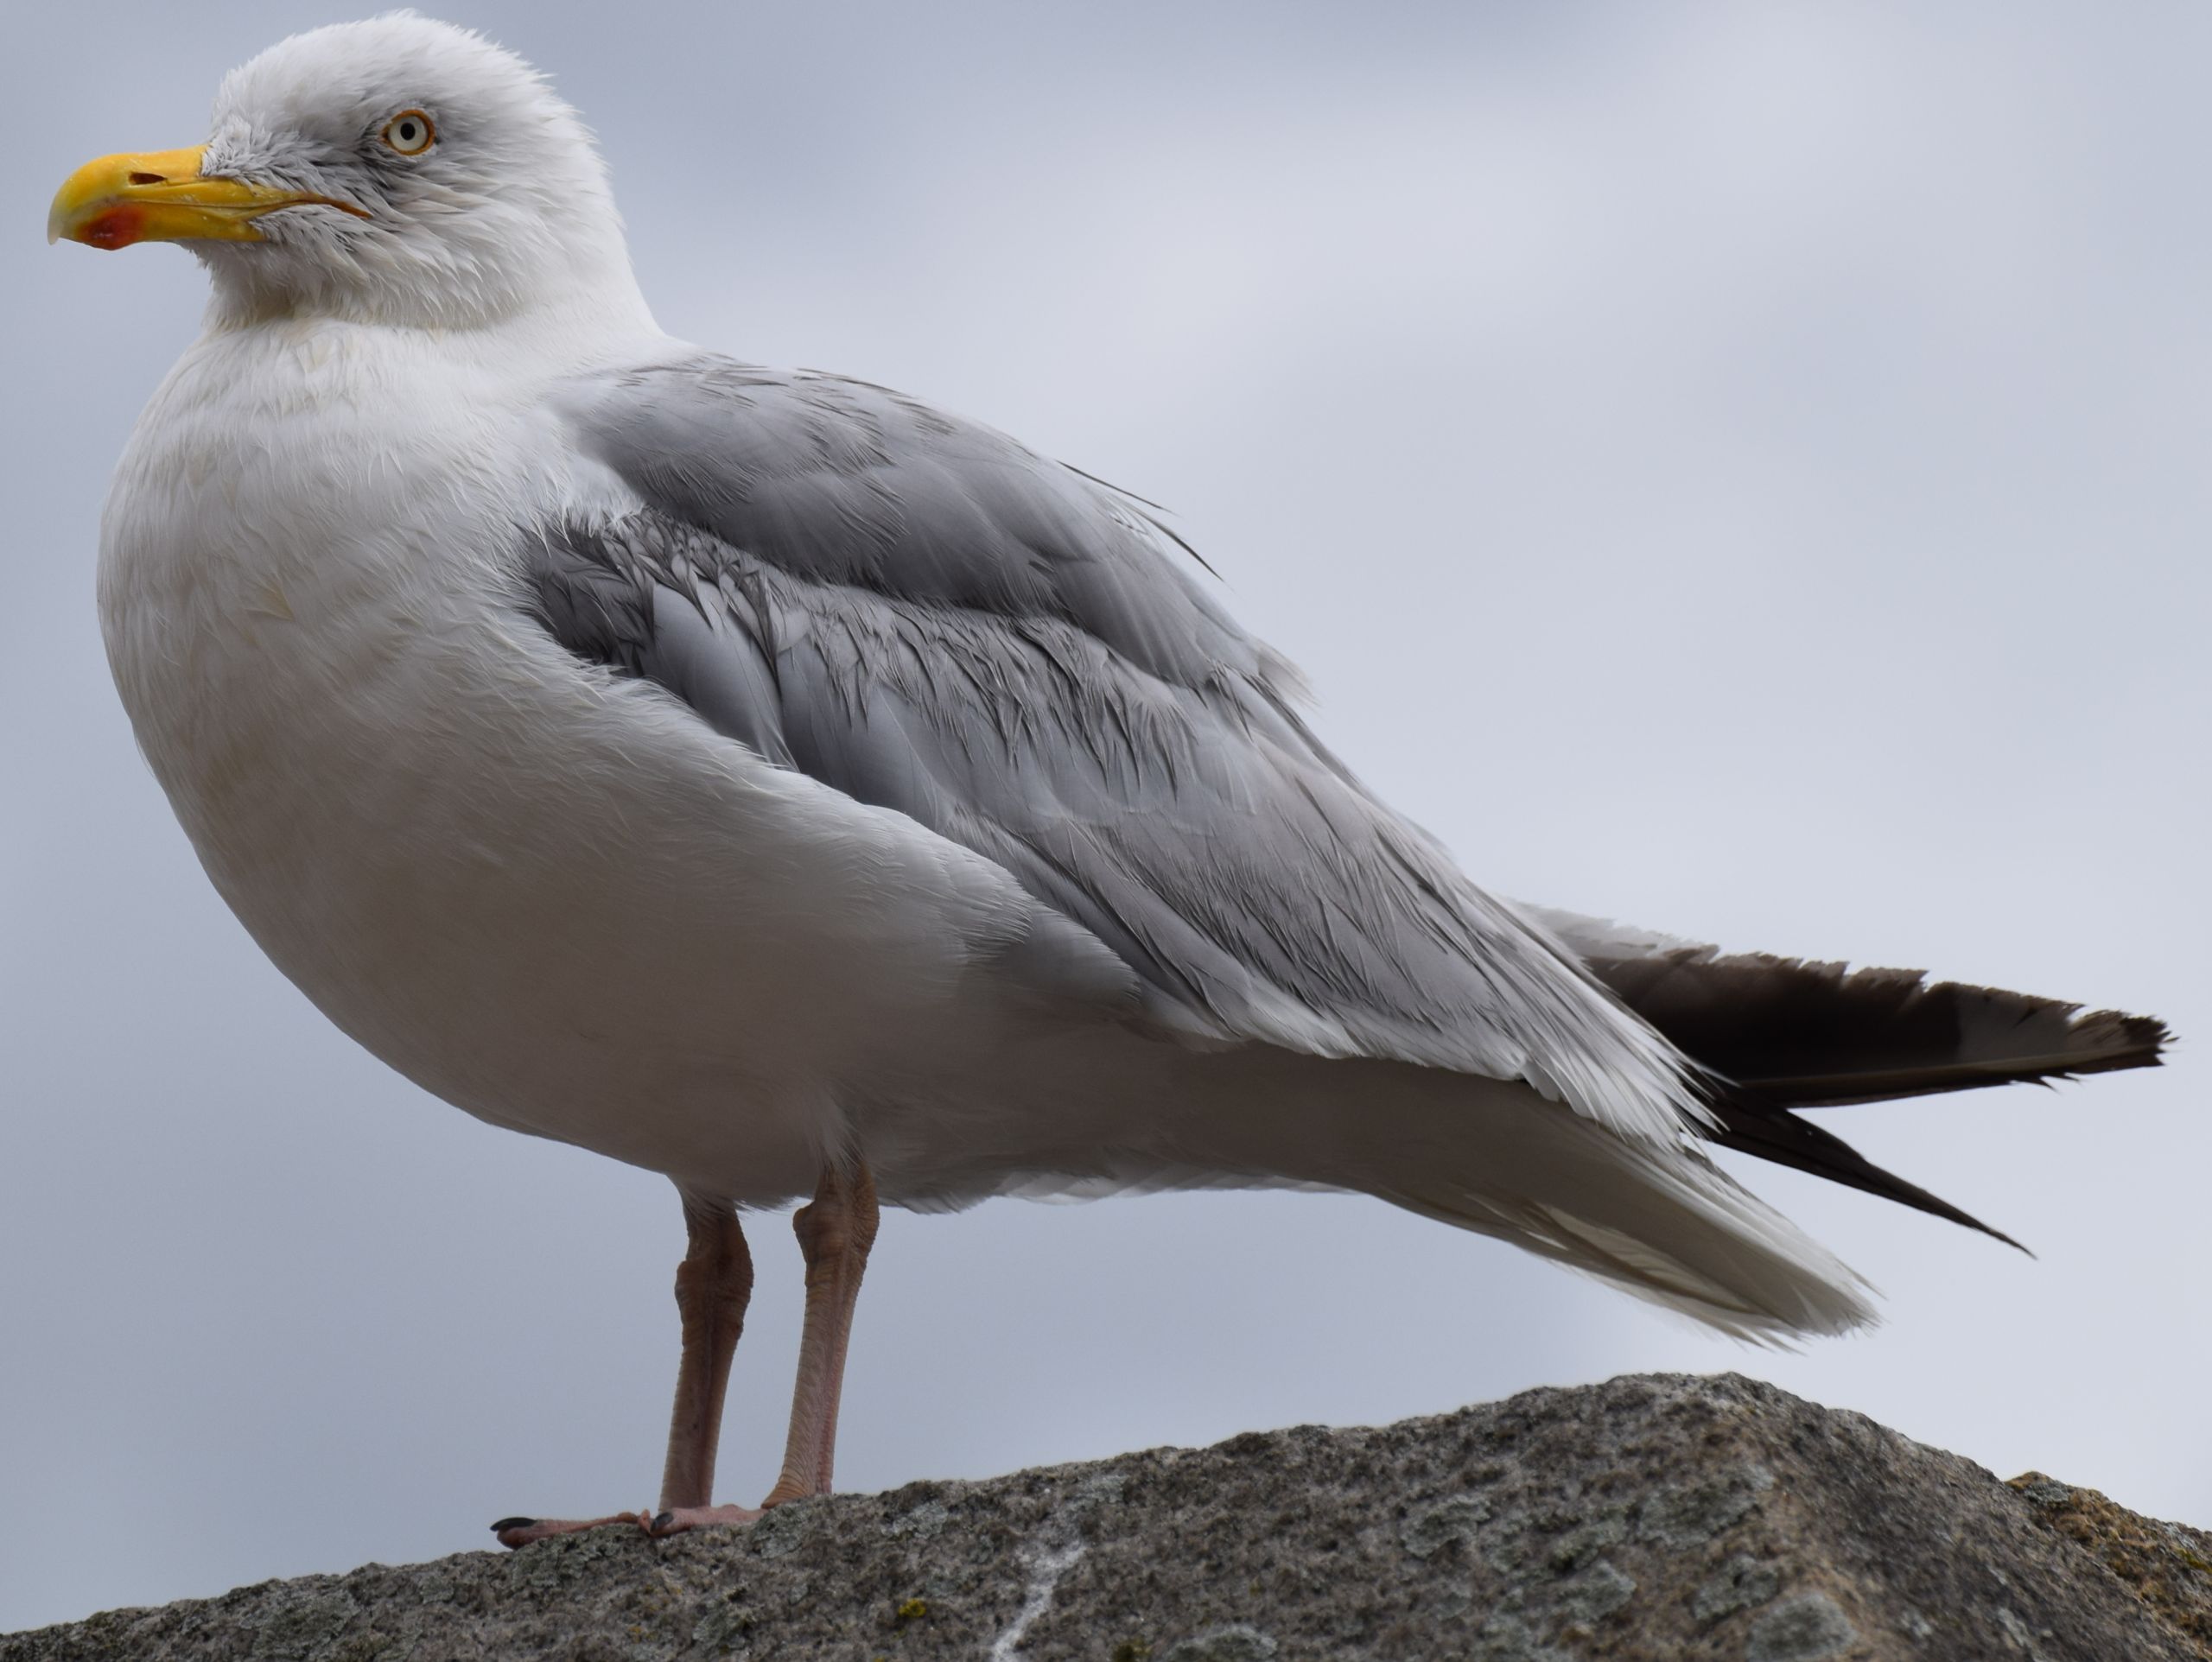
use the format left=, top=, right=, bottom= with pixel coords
left=494, top=1192, right=755, bottom=1548
left=760, top=1163, right=880, bottom=1507
left=657, top=1195, right=754, bottom=1511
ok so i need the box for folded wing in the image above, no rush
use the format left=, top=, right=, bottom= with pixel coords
left=532, top=356, right=1706, bottom=1144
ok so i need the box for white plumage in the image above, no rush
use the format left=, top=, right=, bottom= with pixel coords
left=54, top=15, right=2163, bottom=1538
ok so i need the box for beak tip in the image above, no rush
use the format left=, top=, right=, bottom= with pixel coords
left=48, top=143, right=228, bottom=251
left=47, top=187, right=90, bottom=248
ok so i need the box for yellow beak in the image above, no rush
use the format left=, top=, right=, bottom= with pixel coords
left=48, top=145, right=366, bottom=249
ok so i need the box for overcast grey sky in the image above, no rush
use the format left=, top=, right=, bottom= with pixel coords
left=3, top=0, right=2204, bottom=1635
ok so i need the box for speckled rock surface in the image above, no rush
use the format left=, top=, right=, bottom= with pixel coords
left=7, top=1373, right=2207, bottom=1661
left=2008, top=1471, right=2212, bottom=1657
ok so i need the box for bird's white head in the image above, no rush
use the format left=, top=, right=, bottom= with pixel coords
left=48, top=13, right=649, bottom=333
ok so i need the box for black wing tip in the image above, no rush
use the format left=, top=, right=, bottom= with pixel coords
left=1965, top=1210, right=2033, bottom=1257
left=1614, top=948, right=2175, bottom=1107
left=2054, top=1005, right=2173, bottom=1071
left=1706, top=1097, right=2033, bottom=1253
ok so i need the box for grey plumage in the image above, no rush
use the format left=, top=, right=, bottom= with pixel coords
left=522, top=352, right=2167, bottom=1248
left=529, top=356, right=1705, bottom=1143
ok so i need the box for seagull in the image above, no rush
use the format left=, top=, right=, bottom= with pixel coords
left=50, top=16, right=2166, bottom=1545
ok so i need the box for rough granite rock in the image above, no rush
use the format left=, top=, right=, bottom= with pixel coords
left=2005, top=1471, right=2212, bottom=1655
left=8, top=1373, right=2209, bottom=1661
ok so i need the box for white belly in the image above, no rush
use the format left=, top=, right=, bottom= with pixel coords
left=96, top=320, right=1098, bottom=1204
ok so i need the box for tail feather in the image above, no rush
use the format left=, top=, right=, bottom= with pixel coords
left=1378, top=1154, right=1878, bottom=1345
left=963, top=1032, right=1882, bottom=1344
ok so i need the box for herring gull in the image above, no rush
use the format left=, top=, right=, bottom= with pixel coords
left=48, top=16, right=2168, bottom=1544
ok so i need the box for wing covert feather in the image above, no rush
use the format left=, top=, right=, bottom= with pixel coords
left=533, top=355, right=1704, bottom=1142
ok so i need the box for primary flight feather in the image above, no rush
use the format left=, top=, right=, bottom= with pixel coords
left=49, top=15, right=2166, bottom=1542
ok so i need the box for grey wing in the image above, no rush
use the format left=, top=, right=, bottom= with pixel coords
left=534, top=355, right=1704, bottom=1143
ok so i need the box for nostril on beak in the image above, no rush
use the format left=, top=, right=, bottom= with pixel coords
left=126, top=171, right=168, bottom=186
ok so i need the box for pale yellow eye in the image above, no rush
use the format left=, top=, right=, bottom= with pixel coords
left=380, top=110, right=435, bottom=156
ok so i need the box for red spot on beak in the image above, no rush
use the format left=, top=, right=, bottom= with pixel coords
left=79, top=205, right=144, bottom=251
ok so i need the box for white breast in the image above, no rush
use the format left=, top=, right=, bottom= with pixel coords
left=97, top=317, right=1077, bottom=1202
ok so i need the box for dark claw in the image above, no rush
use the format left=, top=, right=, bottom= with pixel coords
left=652, top=1511, right=674, bottom=1532
left=490, top=1517, right=537, bottom=1533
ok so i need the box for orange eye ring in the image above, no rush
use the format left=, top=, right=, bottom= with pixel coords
left=380, top=110, right=435, bottom=156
